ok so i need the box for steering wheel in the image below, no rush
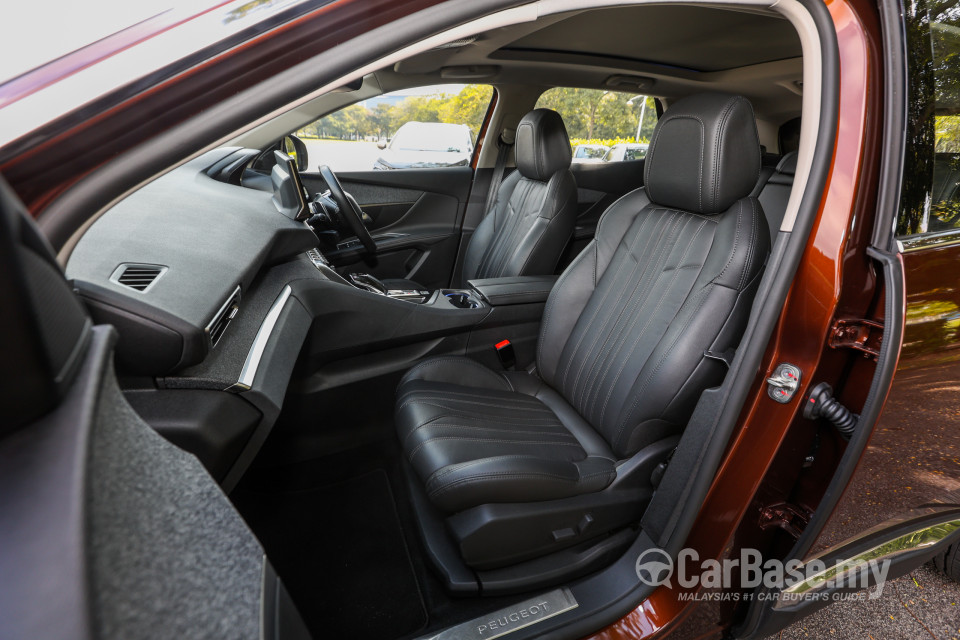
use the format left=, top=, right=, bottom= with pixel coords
left=318, top=165, right=376, bottom=253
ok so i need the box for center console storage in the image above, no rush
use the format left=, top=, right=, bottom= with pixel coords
left=440, top=290, right=483, bottom=309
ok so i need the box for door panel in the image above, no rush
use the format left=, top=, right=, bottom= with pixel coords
left=807, top=245, right=960, bottom=554
left=301, top=167, right=473, bottom=289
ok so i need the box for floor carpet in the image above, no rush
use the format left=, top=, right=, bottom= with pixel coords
left=236, top=469, right=428, bottom=640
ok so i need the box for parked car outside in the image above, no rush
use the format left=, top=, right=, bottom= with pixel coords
left=604, top=142, right=648, bottom=162
left=571, top=143, right=609, bottom=163
left=373, top=121, right=473, bottom=169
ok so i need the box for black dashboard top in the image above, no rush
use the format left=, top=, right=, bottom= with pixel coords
left=65, top=148, right=318, bottom=375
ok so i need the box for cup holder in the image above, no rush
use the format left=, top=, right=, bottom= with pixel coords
left=443, top=291, right=482, bottom=309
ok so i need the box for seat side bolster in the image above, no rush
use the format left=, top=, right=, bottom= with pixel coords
left=424, top=455, right=614, bottom=513
left=533, top=384, right=616, bottom=460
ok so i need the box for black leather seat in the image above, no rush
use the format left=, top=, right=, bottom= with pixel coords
left=396, top=93, right=770, bottom=572
left=756, top=150, right=798, bottom=243
left=385, top=109, right=577, bottom=290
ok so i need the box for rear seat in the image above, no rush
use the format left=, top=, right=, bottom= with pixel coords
left=749, top=116, right=800, bottom=242
left=753, top=150, right=797, bottom=243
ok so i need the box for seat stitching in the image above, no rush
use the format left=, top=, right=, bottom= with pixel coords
left=561, top=210, right=663, bottom=398
left=426, top=454, right=576, bottom=483
left=427, top=472, right=578, bottom=499
left=401, top=382, right=543, bottom=406
left=426, top=454, right=586, bottom=484
left=579, top=210, right=689, bottom=415
left=404, top=422, right=576, bottom=451
left=555, top=211, right=651, bottom=391
left=409, top=435, right=583, bottom=459
left=397, top=397, right=553, bottom=414
left=612, top=285, right=712, bottom=452
left=596, top=215, right=710, bottom=424
left=715, top=198, right=744, bottom=282
left=396, top=391, right=545, bottom=410
left=536, top=238, right=597, bottom=378
left=573, top=210, right=676, bottom=412
left=487, top=179, right=536, bottom=278
left=712, top=97, right=739, bottom=211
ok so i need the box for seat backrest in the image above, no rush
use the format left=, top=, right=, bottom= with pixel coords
left=461, top=109, right=577, bottom=283
left=536, top=93, right=770, bottom=459
left=757, top=150, right=798, bottom=243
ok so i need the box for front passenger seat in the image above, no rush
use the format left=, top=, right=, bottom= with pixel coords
left=386, top=109, right=577, bottom=290
left=395, top=93, right=769, bottom=582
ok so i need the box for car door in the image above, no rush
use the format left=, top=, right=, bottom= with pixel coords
left=296, top=84, right=495, bottom=290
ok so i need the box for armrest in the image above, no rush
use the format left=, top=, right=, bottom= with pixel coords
left=467, top=275, right=558, bottom=306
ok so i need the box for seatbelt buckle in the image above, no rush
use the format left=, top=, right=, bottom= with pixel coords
left=495, top=339, right=516, bottom=370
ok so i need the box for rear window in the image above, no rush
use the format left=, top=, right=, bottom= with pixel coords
left=535, top=88, right=656, bottom=163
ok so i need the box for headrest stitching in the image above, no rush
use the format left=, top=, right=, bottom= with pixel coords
left=712, top=96, right=741, bottom=213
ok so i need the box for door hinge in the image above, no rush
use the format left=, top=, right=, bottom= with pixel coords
left=758, top=502, right=812, bottom=539
left=828, top=318, right=884, bottom=360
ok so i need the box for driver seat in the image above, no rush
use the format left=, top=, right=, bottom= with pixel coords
left=394, top=93, right=769, bottom=587
left=385, top=108, right=577, bottom=290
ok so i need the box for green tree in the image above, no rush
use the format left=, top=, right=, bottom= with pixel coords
left=438, top=85, right=494, bottom=136
left=535, top=88, right=646, bottom=141
left=369, top=103, right=394, bottom=139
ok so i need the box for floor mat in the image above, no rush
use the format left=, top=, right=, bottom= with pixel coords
left=237, top=469, right=428, bottom=640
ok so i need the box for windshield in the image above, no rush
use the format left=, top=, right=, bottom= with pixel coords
left=0, top=0, right=311, bottom=148
left=389, top=123, right=470, bottom=153
left=1, top=0, right=230, bottom=85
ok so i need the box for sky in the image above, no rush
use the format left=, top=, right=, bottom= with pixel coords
left=0, top=0, right=223, bottom=84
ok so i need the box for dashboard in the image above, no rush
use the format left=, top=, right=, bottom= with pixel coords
left=66, top=148, right=319, bottom=377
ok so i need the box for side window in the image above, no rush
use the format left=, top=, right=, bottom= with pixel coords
left=295, top=84, right=493, bottom=172
left=897, top=0, right=960, bottom=238
left=534, top=88, right=658, bottom=164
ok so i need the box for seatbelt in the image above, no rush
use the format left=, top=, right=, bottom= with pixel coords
left=483, top=129, right=515, bottom=217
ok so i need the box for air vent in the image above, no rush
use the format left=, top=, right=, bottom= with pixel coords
left=431, top=36, right=477, bottom=50
left=207, top=286, right=241, bottom=348
left=111, top=263, right=167, bottom=292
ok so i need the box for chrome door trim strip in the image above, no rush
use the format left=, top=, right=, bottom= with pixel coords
left=773, top=516, right=960, bottom=608
left=899, top=229, right=960, bottom=252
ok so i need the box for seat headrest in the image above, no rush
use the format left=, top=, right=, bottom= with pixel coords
left=644, top=93, right=761, bottom=215
left=776, top=150, right=798, bottom=176
left=515, top=109, right=572, bottom=181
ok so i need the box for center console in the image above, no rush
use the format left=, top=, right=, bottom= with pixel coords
left=292, top=249, right=560, bottom=393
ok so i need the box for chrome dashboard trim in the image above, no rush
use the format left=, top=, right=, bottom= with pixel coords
left=228, top=285, right=292, bottom=392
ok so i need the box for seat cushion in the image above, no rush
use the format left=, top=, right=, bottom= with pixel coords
left=395, top=357, right=616, bottom=513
